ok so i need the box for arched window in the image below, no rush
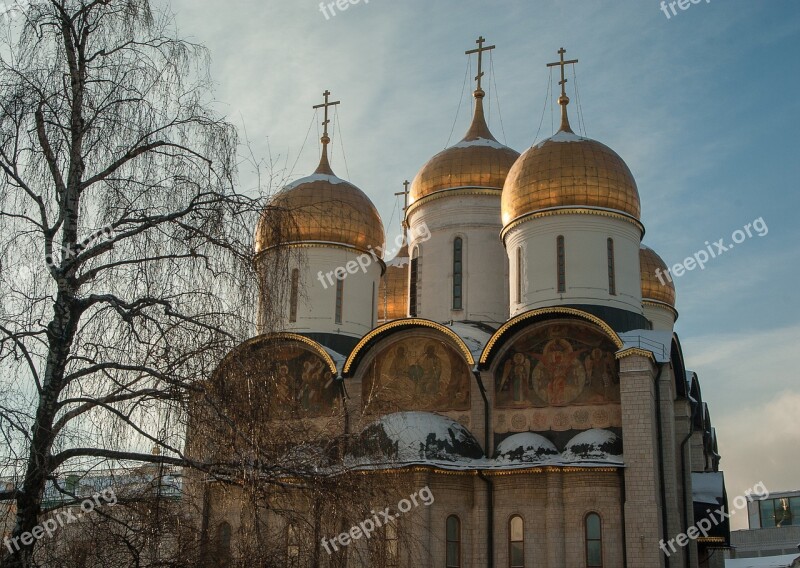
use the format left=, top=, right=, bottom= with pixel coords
left=446, top=515, right=461, bottom=568
left=286, top=524, right=300, bottom=566
left=585, top=513, right=603, bottom=567
left=385, top=519, right=399, bottom=567
left=509, top=515, right=524, bottom=568
left=335, top=272, right=344, bottom=325
left=409, top=247, right=420, bottom=317
left=557, top=236, right=566, bottom=293
left=289, top=268, right=300, bottom=323
left=516, top=247, right=523, bottom=304
left=216, top=521, right=232, bottom=567
left=453, top=237, right=463, bottom=310
left=607, top=238, right=616, bottom=295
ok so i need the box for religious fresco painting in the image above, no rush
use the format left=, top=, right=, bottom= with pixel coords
left=495, top=322, right=619, bottom=409
left=217, top=341, right=339, bottom=420
left=362, top=338, right=471, bottom=412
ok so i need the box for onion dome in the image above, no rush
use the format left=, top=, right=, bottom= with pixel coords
left=254, top=94, right=384, bottom=255
left=378, top=240, right=409, bottom=321
left=409, top=88, right=519, bottom=207
left=348, top=411, right=484, bottom=465
left=495, top=432, right=559, bottom=463
left=501, top=56, right=640, bottom=229
left=562, top=429, right=623, bottom=464
left=640, top=245, right=676, bottom=307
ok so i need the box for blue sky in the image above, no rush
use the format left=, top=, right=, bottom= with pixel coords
left=169, top=0, right=800, bottom=527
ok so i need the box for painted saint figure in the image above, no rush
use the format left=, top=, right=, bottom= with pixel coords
left=531, top=339, right=587, bottom=405
left=418, top=344, right=442, bottom=395
left=499, top=352, right=531, bottom=403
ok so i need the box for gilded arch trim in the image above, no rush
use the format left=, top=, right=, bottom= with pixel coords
left=343, top=318, right=476, bottom=375
left=479, top=307, right=624, bottom=367
left=217, top=332, right=338, bottom=377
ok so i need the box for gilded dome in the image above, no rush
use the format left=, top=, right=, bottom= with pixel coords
left=378, top=242, right=409, bottom=322
left=501, top=113, right=641, bottom=228
left=409, top=91, right=519, bottom=206
left=255, top=151, right=385, bottom=254
left=640, top=245, right=676, bottom=307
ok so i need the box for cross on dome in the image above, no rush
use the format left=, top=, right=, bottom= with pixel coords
left=311, top=89, right=340, bottom=175
left=546, top=47, right=579, bottom=133
left=465, top=36, right=496, bottom=97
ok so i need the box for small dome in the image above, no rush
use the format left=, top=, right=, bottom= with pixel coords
left=501, top=100, right=640, bottom=228
left=640, top=245, right=676, bottom=307
left=562, top=429, right=622, bottom=463
left=349, top=411, right=484, bottom=465
left=409, top=91, right=519, bottom=206
left=254, top=152, right=385, bottom=254
left=495, top=432, right=559, bottom=463
left=378, top=242, right=409, bottom=321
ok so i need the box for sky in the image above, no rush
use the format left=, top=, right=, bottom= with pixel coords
left=167, top=0, right=800, bottom=529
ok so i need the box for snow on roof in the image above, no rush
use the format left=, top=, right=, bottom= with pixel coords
left=725, top=555, right=800, bottom=568
left=450, top=137, right=511, bottom=151
left=321, top=346, right=347, bottom=375
left=445, top=322, right=494, bottom=364
left=618, top=330, right=672, bottom=362
left=281, top=173, right=349, bottom=192
left=692, top=471, right=725, bottom=505
left=495, top=432, right=559, bottom=464
left=346, top=411, right=486, bottom=469
left=535, top=130, right=589, bottom=147
left=562, top=429, right=623, bottom=465
left=346, top=413, right=625, bottom=472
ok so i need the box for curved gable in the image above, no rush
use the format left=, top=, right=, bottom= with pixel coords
left=480, top=307, right=623, bottom=368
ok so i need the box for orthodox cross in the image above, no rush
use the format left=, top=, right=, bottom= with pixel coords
left=466, top=36, right=496, bottom=93
left=313, top=89, right=341, bottom=142
left=546, top=47, right=579, bottom=100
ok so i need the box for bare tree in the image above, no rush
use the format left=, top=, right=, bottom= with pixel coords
left=0, top=1, right=284, bottom=565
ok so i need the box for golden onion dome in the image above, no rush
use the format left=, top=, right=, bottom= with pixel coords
left=255, top=148, right=385, bottom=255
left=640, top=245, right=676, bottom=307
left=501, top=96, right=641, bottom=230
left=409, top=90, right=519, bottom=207
left=378, top=241, right=409, bottom=322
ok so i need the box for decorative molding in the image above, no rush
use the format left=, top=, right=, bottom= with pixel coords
left=216, top=332, right=338, bottom=376
left=479, top=307, right=624, bottom=366
left=343, top=318, right=476, bottom=375
left=501, top=206, right=645, bottom=242
left=642, top=299, right=680, bottom=320
left=406, top=187, right=502, bottom=219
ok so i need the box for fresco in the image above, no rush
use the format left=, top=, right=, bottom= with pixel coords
left=362, top=338, right=471, bottom=412
left=217, top=340, right=339, bottom=420
left=495, top=322, right=619, bottom=409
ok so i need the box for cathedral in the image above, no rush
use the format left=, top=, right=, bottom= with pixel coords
left=185, top=39, right=729, bottom=568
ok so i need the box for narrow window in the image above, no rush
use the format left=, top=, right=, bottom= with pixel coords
left=585, top=513, right=603, bottom=567
left=557, top=236, right=566, bottom=293
left=446, top=515, right=461, bottom=568
left=607, top=238, right=616, bottom=295
left=409, top=248, right=419, bottom=317
left=335, top=273, right=344, bottom=325
left=516, top=247, right=523, bottom=303
left=216, top=521, right=232, bottom=568
left=509, top=515, right=524, bottom=568
left=289, top=268, right=300, bottom=323
left=385, top=520, right=399, bottom=567
left=287, top=524, right=299, bottom=566
left=453, top=237, right=463, bottom=310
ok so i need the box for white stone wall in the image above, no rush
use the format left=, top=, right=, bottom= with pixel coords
left=258, top=246, right=381, bottom=338
left=505, top=214, right=643, bottom=317
left=407, top=193, right=509, bottom=325
left=645, top=303, right=677, bottom=331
